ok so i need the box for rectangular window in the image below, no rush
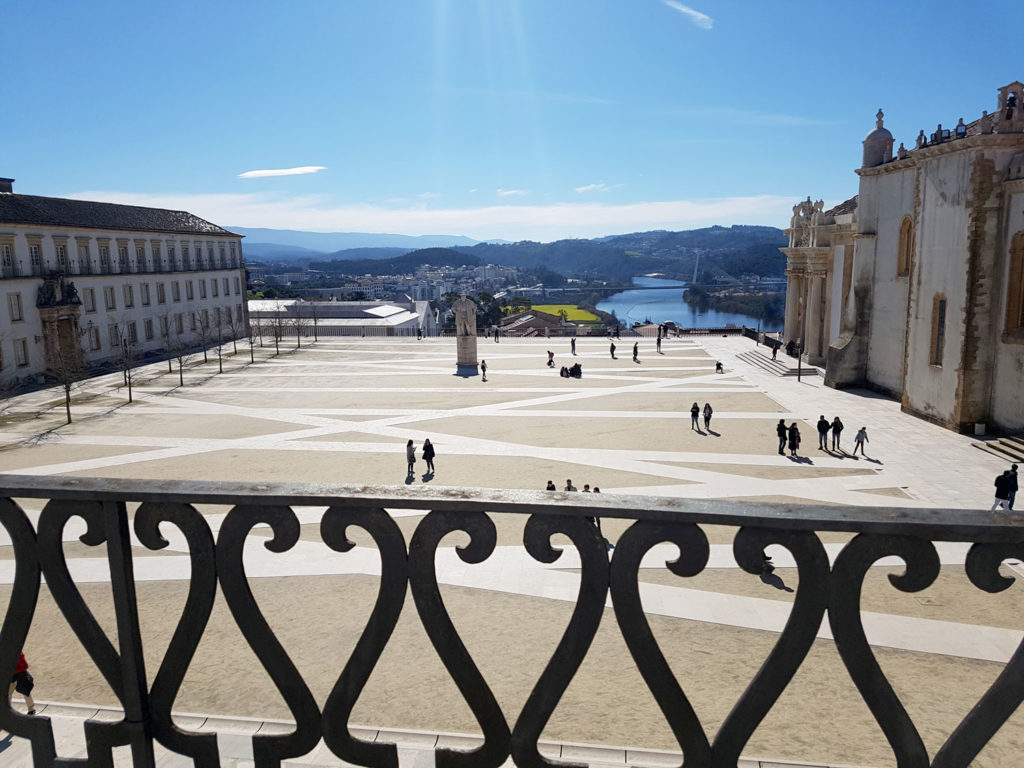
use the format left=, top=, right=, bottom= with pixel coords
left=141, top=283, right=151, bottom=306
left=230, top=244, right=237, bottom=266
left=199, top=280, right=207, bottom=299
left=14, top=338, right=28, bottom=367
left=84, top=288, right=96, bottom=313
left=182, top=245, right=191, bottom=270
left=234, top=276, right=241, bottom=295
left=127, top=322, right=138, bottom=344
left=1, top=244, right=11, bottom=267
left=104, top=286, right=116, bottom=311
left=931, top=296, right=947, bottom=366
left=77, top=243, right=90, bottom=273
left=167, top=245, right=177, bottom=271
left=136, top=247, right=146, bottom=272
left=157, top=283, right=166, bottom=304
left=8, top=293, right=23, bottom=321
left=175, top=314, right=184, bottom=334
left=186, top=280, right=194, bottom=300
left=55, top=244, right=67, bottom=268
left=190, top=313, right=197, bottom=331
left=172, top=282, right=180, bottom=302
left=211, top=280, right=218, bottom=297
left=151, top=243, right=162, bottom=271
left=100, top=245, right=111, bottom=272
left=144, top=318, right=154, bottom=340
left=236, top=304, right=243, bottom=322
left=29, top=245, right=41, bottom=269
left=109, top=324, right=120, bottom=348
left=222, top=277, right=230, bottom=294
left=123, top=284, right=135, bottom=308
left=118, top=246, right=129, bottom=272
left=159, top=315, right=169, bottom=337
left=88, top=326, right=101, bottom=351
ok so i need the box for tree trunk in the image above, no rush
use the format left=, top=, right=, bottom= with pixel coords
left=64, top=385, right=72, bottom=424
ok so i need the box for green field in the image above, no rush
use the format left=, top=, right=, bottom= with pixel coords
left=530, top=304, right=600, bottom=322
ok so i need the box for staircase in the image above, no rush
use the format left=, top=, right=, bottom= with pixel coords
left=973, top=434, right=1024, bottom=463
left=736, top=349, right=819, bottom=377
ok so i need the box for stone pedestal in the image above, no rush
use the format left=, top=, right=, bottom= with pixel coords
left=456, top=335, right=478, bottom=376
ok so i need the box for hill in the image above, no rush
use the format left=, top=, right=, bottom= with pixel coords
left=309, top=247, right=480, bottom=276
left=231, top=227, right=479, bottom=257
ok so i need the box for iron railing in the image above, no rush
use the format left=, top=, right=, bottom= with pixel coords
left=0, top=476, right=1022, bottom=768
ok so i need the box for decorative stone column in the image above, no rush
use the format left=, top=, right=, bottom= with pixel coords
left=452, top=295, right=479, bottom=376
left=784, top=271, right=801, bottom=343
left=805, top=273, right=825, bottom=365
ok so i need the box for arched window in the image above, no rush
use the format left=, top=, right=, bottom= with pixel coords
left=897, top=216, right=914, bottom=276
left=930, top=294, right=947, bottom=366
left=1007, top=232, right=1024, bottom=337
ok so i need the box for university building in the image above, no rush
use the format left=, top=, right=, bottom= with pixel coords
left=0, top=179, right=247, bottom=386
left=783, top=81, right=1024, bottom=434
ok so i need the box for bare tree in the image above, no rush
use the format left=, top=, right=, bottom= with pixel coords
left=245, top=318, right=259, bottom=364
left=214, top=307, right=225, bottom=374
left=225, top=304, right=243, bottom=355
left=194, top=310, right=212, bottom=363
left=267, top=304, right=287, bottom=355
left=158, top=312, right=174, bottom=374
left=111, top=321, right=141, bottom=403
left=167, top=329, right=195, bottom=387
left=308, top=300, right=322, bottom=342
left=289, top=307, right=310, bottom=349
left=48, top=325, right=88, bottom=424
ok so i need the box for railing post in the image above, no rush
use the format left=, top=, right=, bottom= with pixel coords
left=103, top=500, right=156, bottom=768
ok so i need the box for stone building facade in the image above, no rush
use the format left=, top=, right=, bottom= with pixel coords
left=0, top=179, right=247, bottom=386
left=792, top=82, right=1024, bottom=434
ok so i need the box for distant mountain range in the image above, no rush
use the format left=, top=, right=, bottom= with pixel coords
left=231, top=227, right=482, bottom=258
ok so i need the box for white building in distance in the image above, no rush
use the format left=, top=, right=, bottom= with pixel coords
left=0, top=179, right=246, bottom=386
left=248, top=298, right=437, bottom=337
left=784, top=82, right=1024, bottom=434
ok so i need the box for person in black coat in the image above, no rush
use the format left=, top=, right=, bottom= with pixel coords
left=422, top=439, right=436, bottom=473
left=817, top=415, right=831, bottom=450
left=776, top=419, right=788, bottom=455
left=788, top=423, right=801, bottom=456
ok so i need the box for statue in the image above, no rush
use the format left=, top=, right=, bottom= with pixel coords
left=63, top=280, right=81, bottom=305
left=452, top=295, right=479, bottom=376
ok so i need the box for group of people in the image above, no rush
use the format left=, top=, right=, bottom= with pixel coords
left=779, top=418, right=868, bottom=457
left=559, top=363, right=583, bottom=378
left=548, top=479, right=602, bottom=493
left=406, top=438, right=436, bottom=476
left=991, top=464, right=1019, bottom=511
left=690, top=402, right=714, bottom=431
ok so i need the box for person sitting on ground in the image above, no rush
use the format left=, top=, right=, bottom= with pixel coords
left=582, top=484, right=591, bottom=492
left=560, top=366, right=570, bottom=378
left=715, top=360, right=724, bottom=373
left=593, top=486, right=601, bottom=493
left=569, top=362, right=582, bottom=378
left=564, top=479, right=577, bottom=491
left=545, top=480, right=556, bottom=491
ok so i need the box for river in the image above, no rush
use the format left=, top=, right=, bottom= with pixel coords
left=595, top=276, right=781, bottom=330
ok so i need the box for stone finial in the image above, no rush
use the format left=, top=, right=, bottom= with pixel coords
left=897, top=142, right=908, bottom=159
left=876, top=109, right=885, bottom=128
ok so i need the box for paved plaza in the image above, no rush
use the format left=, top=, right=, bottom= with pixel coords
left=0, top=334, right=1022, bottom=768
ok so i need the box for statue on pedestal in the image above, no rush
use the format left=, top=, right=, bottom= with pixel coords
left=452, top=295, right=479, bottom=376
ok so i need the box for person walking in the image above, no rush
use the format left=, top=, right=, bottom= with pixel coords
left=1008, top=464, right=1018, bottom=510
left=422, top=439, right=435, bottom=473
left=656, top=335, right=662, bottom=353
left=494, top=327, right=499, bottom=343
left=571, top=338, right=576, bottom=355
left=817, top=415, right=831, bottom=450
left=776, top=419, right=788, bottom=455
left=610, top=342, right=616, bottom=359
left=771, top=345, right=778, bottom=361
left=406, top=440, right=416, bottom=476
left=690, top=402, right=700, bottom=431
left=853, top=426, right=869, bottom=456
left=831, top=417, right=844, bottom=451
left=547, top=350, right=555, bottom=368
left=632, top=342, right=639, bottom=363
left=788, top=422, right=801, bottom=456
left=703, top=402, right=713, bottom=431
left=9, top=651, right=35, bottom=715
left=992, top=470, right=1013, bottom=511
left=480, top=360, right=487, bottom=381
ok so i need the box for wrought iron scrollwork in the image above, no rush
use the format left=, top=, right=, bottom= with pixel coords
left=321, top=506, right=408, bottom=768
left=511, top=514, right=609, bottom=768
left=216, top=505, right=321, bottom=768
left=829, top=533, right=939, bottom=768
left=931, top=541, right=1024, bottom=768
left=409, top=510, right=511, bottom=768
left=134, top=502, right=220, bottom=768
left=0, top=497, right=56, bottom=766
left=713, top=527, right=830, bottom=767
left=609, top=519, right=711, bottom=768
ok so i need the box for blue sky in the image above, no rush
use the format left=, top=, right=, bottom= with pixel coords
left=1, top=0, right=1018, bottom=241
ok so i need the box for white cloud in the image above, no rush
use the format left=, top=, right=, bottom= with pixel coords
left=65, top=190, right=795, bottom=242
left=575, top=182, right=609, bottom=194
left=496, top=188, right=530, bottom=197
left=662, top=1, right=713, bottom=30
left=418, top=192, right=442, bottom=200
left=237, top=166, right=327, bottom=179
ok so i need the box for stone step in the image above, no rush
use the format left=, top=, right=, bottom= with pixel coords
left=736, top=350, right=818, bottom=377
left=972, top=437, right=1024, bottom=463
